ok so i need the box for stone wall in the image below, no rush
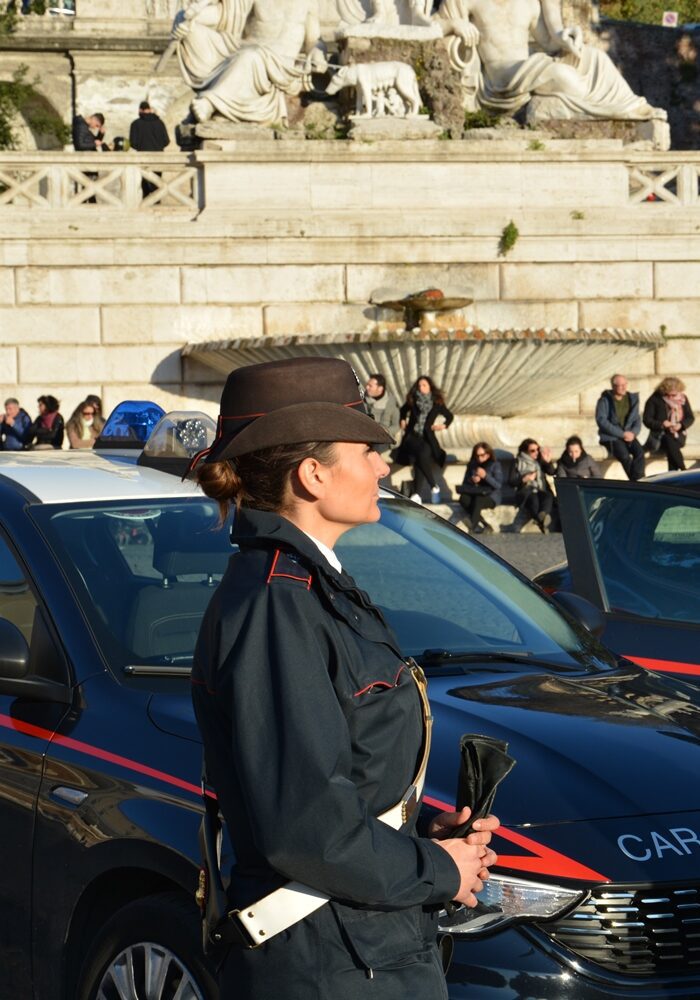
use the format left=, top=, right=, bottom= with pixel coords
left=0, top=144, right=698, bottom=454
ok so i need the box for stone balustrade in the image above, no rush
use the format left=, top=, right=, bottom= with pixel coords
left=628, top=160, right=700, bottom=205
left=0, top=149, right=699, bottom=215
left=0, top=153, right=201, bottom=212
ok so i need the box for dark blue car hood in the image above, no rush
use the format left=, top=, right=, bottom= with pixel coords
left=425, top=664, right=700, bottom=826
left=149, top=662, right=700, bottom=829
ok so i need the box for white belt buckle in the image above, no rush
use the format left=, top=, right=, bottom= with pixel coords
left=230, top=908, right=266, bottom=948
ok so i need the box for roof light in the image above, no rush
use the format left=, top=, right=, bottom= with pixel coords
left=137, top=411, right=217, bottom=476
left=95, top=401, right=166, bottom=450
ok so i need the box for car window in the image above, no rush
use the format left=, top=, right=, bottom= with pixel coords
left=0, top=533, right=37, bottom=647
left=338, top=521, right=520, bottom=648
left=34, top=497, right=603, bottom=676
left=581, top=488, right=700, bottom=623
left=33, top=501, right=232, bottom=672
left=338, top=501, right=600, bottom=663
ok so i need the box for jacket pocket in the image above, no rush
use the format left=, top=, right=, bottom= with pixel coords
left=330, top=902, right=429, bottom=971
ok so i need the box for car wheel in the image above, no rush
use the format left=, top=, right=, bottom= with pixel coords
left=76, top=891, right=218, bottom=1000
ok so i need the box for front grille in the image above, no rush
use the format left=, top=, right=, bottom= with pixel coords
left=542, top=883, right=700, bottom=976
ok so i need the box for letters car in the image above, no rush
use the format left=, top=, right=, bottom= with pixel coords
left=535, top=471, right=700, bottom=683
left=1, top=445, right=700, bottom=1000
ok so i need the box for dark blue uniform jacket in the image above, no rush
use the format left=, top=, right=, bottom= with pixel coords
left=191, top=508, right=459, bottom=978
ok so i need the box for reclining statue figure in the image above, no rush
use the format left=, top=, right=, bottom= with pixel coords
left=437, top=0, right=666, bottom=121
left=172, top=0, right=327, bottom=126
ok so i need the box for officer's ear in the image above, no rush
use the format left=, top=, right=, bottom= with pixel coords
left=294, top=456, right=331, bottom=502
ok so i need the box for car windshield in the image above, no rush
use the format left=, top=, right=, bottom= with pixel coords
left=32, top=496, right=601, bottom=675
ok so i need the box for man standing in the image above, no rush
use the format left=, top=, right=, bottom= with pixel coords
left=129, top=101, right=170, bottom=198
left=0, top=398, right=31, bottom=451
left=72, top=113, right=108, bottom=151
left=364, top=373, right=401, bottom=451
left=595, top=374, right=645, bottom=480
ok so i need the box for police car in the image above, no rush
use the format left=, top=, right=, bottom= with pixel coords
left=1, top=407, right=700, bottom=1000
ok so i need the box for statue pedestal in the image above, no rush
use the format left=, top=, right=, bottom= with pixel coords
left=191, top=120, right=275, bottom=150
left=526, top=99, right=671, bottom=150
left=349, top=115, right=441, bottom=140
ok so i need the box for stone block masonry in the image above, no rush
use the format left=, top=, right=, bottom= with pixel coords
left=0, top=143, right=698, bottom=454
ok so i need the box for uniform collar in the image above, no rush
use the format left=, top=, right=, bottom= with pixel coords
left=232, top=508, right=344, bottom=578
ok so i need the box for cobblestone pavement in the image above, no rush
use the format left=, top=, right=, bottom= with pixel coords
left=476, top=533, right=567, bottom=580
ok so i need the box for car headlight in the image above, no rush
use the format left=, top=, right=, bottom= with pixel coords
left=438, top=874, right=587, bottom=936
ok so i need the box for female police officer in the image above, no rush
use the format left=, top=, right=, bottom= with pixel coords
left=190, top=357, right=499, bottom=999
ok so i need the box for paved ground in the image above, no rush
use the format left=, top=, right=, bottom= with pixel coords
left=476, top=533, right=567, bottom=580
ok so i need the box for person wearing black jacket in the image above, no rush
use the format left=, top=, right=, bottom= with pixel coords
left=190, top=357, right=498, bottom=1000
left=72, top=113, right=102, bottom=151
left=643, top=377, right=695, bottom=471
left=25, top=395, right=64, bottom=450
left=396, top=375, right=454, bottom=502
left=455, top=441, right=503, bottom=533
left=129, top=102, right=170, bottom=198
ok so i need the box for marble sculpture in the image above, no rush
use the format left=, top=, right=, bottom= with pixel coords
left=437, top=0, right=666, bottom=120
left=325, top=61, right=423, bottom=116
left=171, top=0, right=667, bottom=128
left=173, top=0, right=327, bottom=125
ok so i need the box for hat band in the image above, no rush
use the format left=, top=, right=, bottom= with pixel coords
left=184, top=399, right=365, bottom=478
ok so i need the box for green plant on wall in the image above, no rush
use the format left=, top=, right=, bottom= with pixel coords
left=0, top=64, right=70, bottom=150
left=464, top=109, right=502, bottom=129
left=498, top=221, right=520, bottom=257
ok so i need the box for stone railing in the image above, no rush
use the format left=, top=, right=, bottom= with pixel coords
left=1, top=149, right=699, bottom=214
left=627, top=159, right=700, bottom=205
left=0, top=153, right=201, bottom=212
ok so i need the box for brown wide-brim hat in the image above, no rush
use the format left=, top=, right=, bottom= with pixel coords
left=191, top=357, right=393, bottom=468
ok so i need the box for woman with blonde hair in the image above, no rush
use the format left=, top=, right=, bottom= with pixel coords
left=643, top=377, right=695, bottom=471
left=66, top=399, right=105, bottom=449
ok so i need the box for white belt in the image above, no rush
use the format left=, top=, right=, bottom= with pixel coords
left=232, top=660, right=433, bottom=948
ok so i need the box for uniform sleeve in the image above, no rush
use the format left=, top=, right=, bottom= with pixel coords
left=219, top=583, right=460, bottom=909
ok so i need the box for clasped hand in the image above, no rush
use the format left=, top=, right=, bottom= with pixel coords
left=430, top=807, right=499, bottom=908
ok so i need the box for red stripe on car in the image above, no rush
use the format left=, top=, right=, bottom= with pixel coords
left=423, top=794, right=610, bottom=883
left=626, top=655, right=700, bottom=677
left=0, top=712, right=203, bottom=798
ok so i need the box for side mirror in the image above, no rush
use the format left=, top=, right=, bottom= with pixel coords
left=0, top=616, right=71, bottom=705
left=0, top=617, right=30, bottom=679
left=552, top=591, right=606, bottom=639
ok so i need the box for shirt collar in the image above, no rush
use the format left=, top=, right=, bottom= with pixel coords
left=300, top=530, right=342, bottom=573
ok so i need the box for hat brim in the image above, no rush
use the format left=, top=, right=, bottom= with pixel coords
left=206, top=401, right=394, bottom=462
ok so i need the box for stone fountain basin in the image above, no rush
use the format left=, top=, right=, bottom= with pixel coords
left=183, top=326, right=663, bottom=420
